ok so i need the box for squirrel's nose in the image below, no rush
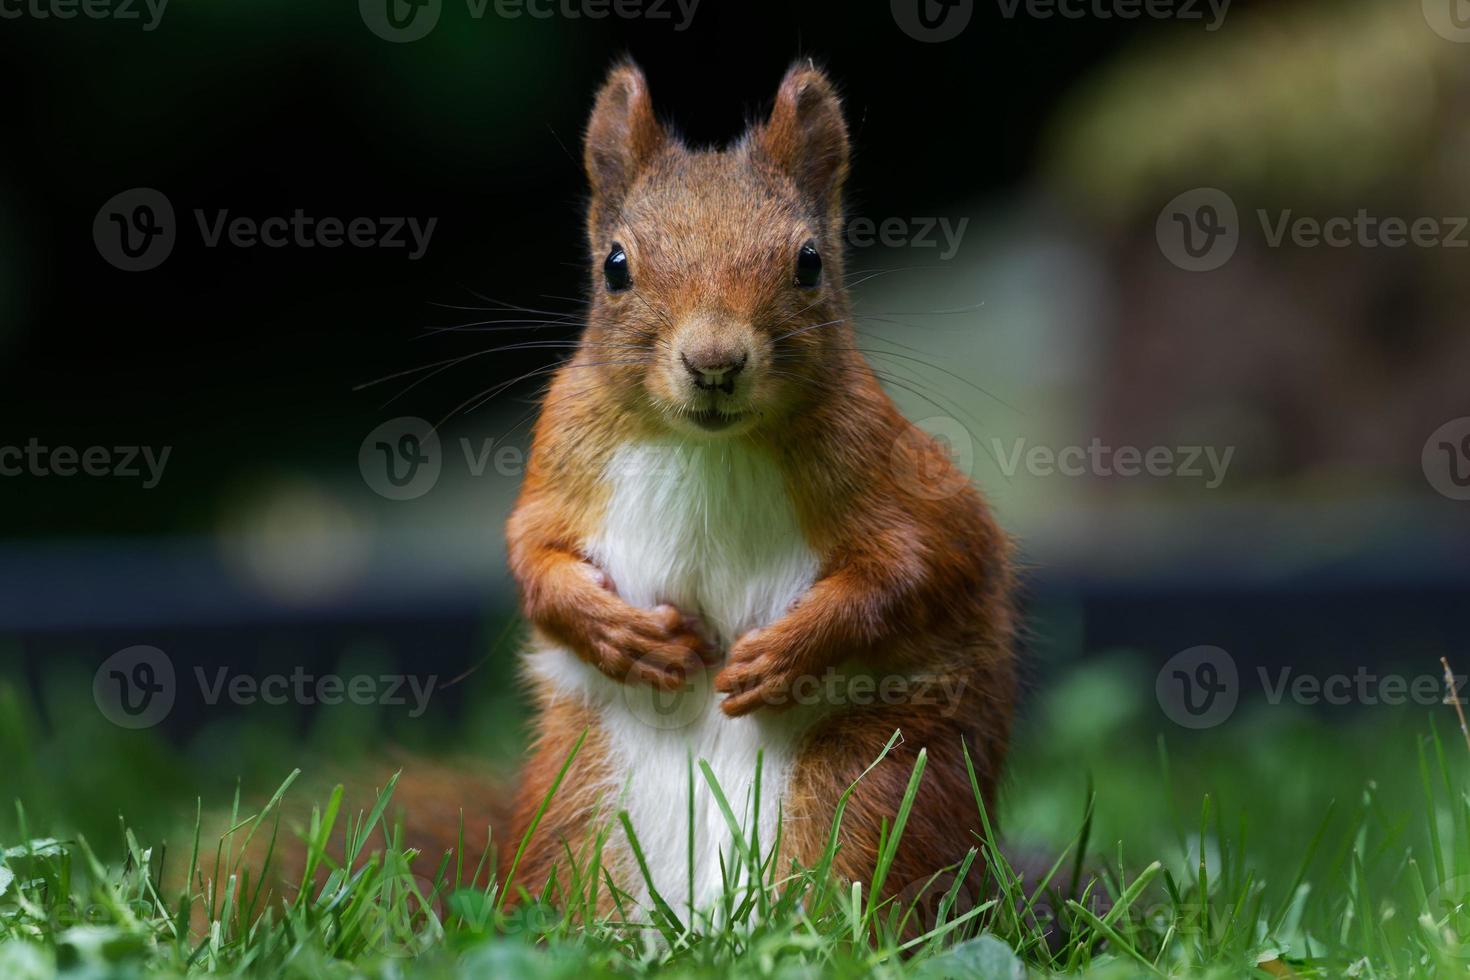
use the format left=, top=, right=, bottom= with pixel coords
left=680, top=349, right=748, bottom=394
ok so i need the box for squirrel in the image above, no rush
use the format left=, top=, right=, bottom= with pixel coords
left=195, top=61, right=1023, bottom=934
left=490, top=59, right=1019, bottom=919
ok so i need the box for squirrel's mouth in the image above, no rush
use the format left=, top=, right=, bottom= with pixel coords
left=688, top=408, right=746, bottom=432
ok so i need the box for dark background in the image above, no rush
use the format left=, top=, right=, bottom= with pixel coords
left=1, top=0, right=1132, bottom=540
left=1, top=0, right=1466, bottom=755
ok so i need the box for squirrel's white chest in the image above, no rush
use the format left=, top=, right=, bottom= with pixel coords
left=586, top=440, right=819, bottom=646
left=526, top=439, right=819, bottom=915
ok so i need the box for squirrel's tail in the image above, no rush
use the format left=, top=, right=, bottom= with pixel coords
left=187, top=752, right=510, bottom=928
left=352, top=751, right=510, bottom=875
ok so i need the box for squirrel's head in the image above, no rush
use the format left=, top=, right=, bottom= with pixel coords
left=581, top=60, right=851, bottom=439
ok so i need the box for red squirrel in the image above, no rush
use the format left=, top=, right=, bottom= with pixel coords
left=496, top=59, right=1018, bottom=918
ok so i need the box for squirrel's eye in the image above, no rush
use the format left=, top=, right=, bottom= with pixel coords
left=603, top=244, right=631, bottom=292
left=795, top=242, right=822, bottom=289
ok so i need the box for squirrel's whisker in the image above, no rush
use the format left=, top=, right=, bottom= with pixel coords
left=444, top=357, right=651, bottom=427
left=839, top=346, right=1018, bottom=414
left=417, top=318, right=589, bottom=339
left=771, top=317, right=847, bottom=345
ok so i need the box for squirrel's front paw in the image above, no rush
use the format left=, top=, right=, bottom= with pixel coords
left=587, top=602, right=716, bottom=691
left=714, top=628, right=810, bottom=716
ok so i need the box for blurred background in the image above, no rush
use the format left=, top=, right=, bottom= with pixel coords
left=1, top=0, right=1468, bottom=867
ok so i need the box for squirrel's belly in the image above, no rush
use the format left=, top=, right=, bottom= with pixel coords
left=526, top=439, right=821, bottom=913
left=585, top=439, right=819, bottom=647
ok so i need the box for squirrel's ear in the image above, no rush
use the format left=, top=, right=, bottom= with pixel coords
left=584, top=61, right=664, bottom=210
left=758, top=63, right=850, bottom=212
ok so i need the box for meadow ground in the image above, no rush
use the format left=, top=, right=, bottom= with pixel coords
left=3, top=650, right=1469, bottom=978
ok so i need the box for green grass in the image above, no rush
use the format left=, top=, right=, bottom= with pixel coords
left=4, top=652, right=1470, bottom=977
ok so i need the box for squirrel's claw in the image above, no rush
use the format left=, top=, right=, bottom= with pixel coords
left=715, top=628, right=805, bottom=715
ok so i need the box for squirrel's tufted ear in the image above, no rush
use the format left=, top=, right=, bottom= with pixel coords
left=758, top=62, right=850, bottom=215
left=584, top=60, right=665, bottom=213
